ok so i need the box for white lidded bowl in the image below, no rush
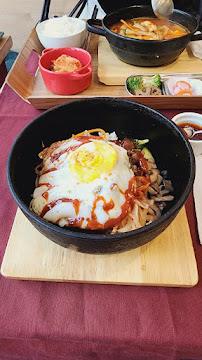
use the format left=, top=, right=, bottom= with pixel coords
left=36, top=16, right=87, bottom=49
left=172, top=112, right=202, bottom=157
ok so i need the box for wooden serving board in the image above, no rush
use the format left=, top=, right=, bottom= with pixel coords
left=1, top=207, right=198, bottom=287
left=98, top=37, right=202, bottom=85
left=6, top=28, right=202, bottom=110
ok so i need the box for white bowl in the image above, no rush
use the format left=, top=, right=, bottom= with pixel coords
left=172, top=112, right=202, bottom=157
left=36, top=17, right=87, bottom=49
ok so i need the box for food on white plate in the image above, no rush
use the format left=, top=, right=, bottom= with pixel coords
left=110, top=17, right=189, bottom=40
left=30, top=129, right=174, bottom=233
left=39, top=15, right=86, bottom=38
left=164, top=77, right=202, bottom=95
left=126, top=74, right=162, bottom=96
left=50, top=54, right=82, bottom=73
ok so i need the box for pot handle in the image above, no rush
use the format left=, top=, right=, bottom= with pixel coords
left=190, top=30, right=202, bottom=41
left=71, top=66, right=92, bottom=78
left=42, top=48, right=54, bottom=55
left=86, top=19, right=106, bottom=37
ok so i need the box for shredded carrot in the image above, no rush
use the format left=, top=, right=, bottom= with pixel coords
left=72, top=128, right=107, bottom=139
left=35, top=162, right=43, bottom=175
left=120, top=19, right=134, bottom=31
left=141, top=35, right=153, bottom=40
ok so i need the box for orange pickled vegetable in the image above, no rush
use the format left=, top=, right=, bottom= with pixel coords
left=176, top=81, right=192, bottom=89
left=176, top=89, right=194, bottom=96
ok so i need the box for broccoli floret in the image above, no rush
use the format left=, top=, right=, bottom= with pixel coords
left=142, top=74, right=162, bottom=89
left=127, top=76, right=143, bottom=91
left=151, top=74, right=161, bottom=88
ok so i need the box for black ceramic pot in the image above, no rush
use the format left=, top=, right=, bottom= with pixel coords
left=97, top=0, right=201, bottom=19
left=87, top=5, right=202, bottom=66
left=7, top=98, right=195, bottom=254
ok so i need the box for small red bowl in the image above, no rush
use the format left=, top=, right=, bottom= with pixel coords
left=39, top=47, right=92, bottom=95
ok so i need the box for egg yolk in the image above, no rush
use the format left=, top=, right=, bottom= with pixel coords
left=69, top=142, right=117, bottom=183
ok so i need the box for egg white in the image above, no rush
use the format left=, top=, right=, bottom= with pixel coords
left=31, top=137, right=134, bottom=230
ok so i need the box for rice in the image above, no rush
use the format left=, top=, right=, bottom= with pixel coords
left=40, top=16, right=86, bottom=38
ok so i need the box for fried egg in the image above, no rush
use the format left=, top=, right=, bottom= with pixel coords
left=30, top=135, right=134, bottom=230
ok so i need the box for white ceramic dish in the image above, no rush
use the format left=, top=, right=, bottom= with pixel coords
left=172, top=112, right=202, bottom=156
left=36, top=17, right=87, bottom=49
left=163, top=76, right=202, bottom=95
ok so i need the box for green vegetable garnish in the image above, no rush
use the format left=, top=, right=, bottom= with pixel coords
left=127, top=76, right=144, bottom=91
left=142, top=74, right=161, bottom=89
left=142, top=147, right=154, bottom=161
left=150, top=74, right=161, bottom=88
left=127, top=74, right=162, bottom=93
left=133, top=139, right=149, bottom=148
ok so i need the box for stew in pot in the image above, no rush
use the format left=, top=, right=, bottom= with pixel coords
left=110, top=17, right=189, bottom=40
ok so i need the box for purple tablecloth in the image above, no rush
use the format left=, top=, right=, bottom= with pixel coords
left=1, top=73, right=202, bottom=359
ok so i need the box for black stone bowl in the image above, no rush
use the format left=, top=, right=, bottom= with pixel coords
left=7, top=98, right=195, bottom=254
